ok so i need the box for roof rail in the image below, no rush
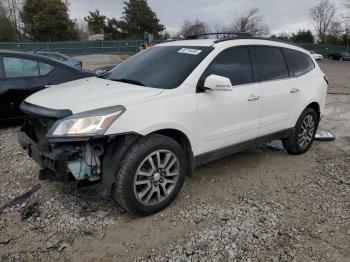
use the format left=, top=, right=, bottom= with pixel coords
left=214, top=36, right=303, bottom=48
left=179, top=33, right=303, bottom=49
left=185, top=32, right=251, bottom=40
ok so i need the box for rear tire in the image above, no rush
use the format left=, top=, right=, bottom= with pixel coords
left=113, top=134, right=187, bottom=216
left=282, top=108, right=319, bottom=155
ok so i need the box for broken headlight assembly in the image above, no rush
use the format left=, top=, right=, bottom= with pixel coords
left=47, top=105, right=125, bottom=137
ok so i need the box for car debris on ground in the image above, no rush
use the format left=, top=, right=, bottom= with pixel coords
left=0, top=184, right=41, bottom=214
left=315, top=129, right=336, bottom=141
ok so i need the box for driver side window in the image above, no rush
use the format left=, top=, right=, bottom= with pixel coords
left=199, top=47, right=254, bottom=87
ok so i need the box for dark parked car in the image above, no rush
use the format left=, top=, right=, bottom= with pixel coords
left=328, top=52, right=350, bottom=61
left=0, top=50, right=94, bottom=123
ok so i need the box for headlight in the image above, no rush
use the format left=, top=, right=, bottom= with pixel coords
left=48, top=106, right=125, bottom=137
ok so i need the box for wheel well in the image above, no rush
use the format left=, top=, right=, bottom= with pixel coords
left=153, top=129, right=191, bottom=151
left=152, top=129, right=194, bottom=176
left=307, top=102, right=320, bottom=120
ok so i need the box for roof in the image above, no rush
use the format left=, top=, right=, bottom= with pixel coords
left=158, top=39, right=216, bottom=47
left=157, top=37, right=307, bottom=54
left=0, top=49, right=33, bottom=55
left=0, top=49, right=77, bottom=68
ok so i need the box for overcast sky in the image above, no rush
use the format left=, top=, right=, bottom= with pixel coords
left=69, top=0, right=347, bottom=35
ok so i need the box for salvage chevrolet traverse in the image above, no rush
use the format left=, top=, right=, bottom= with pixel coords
left=18, top=38, right=328, bottom=216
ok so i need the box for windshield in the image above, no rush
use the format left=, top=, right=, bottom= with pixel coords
left=104, top=46, right=213, bottom=89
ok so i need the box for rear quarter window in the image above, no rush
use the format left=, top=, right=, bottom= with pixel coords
left=282, top=48, right=315, bottom=77
left=39, top=62, right=55, bottom=75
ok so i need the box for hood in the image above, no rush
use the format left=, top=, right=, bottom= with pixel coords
left=25, top=77, right=164, bottom=114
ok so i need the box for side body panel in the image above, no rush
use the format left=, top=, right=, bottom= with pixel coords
left=259, top=78, right=301, bottom=136
left=105, top=86, right=199, bottom=154
left=196, top=83, right=262, bottom=155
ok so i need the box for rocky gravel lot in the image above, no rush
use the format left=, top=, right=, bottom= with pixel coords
left=0, top=59, right=349, bottom=261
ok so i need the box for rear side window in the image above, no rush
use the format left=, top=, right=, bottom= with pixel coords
left=3, top=57, right=39, bottom=78
left=251, top=46, right=289, bottom=82
left=39, top=62, right=55, bottom=75
left=200, top=47, right=254, bottom=86
left=283, top=49, right=315, bottom=77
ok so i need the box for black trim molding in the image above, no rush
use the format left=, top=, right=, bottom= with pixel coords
left=194, top=128, right=293, bottom=167
left=20, top=101, right=72, bottom=119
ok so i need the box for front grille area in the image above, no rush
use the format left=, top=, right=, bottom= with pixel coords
left=23, top=116, right=55, bottom=150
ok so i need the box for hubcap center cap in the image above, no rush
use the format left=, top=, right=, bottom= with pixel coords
left=153, top=173, right=161, bottom=182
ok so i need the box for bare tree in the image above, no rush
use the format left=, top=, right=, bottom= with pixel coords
left=310, top=0, right=336, bottom=42
left=211, top=21, right=232, bottom=38
left=230, top=8, right=269, bottom=37
left=329, top=21, right=344, bottom=37
left=177, top=19, right=210, bottom=38
left=2, top=0, right=25, bottom=40
left=343, top=0, right=350, bottom=20
left=345, top=0, right=350, bottom=8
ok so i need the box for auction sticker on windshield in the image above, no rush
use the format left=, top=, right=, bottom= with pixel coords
left=178, top=48, right=202, bottom=55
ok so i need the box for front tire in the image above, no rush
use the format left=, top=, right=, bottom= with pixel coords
left=282, top=108, right=319, bottom=155
left=113, top=134, right=187, bottom=216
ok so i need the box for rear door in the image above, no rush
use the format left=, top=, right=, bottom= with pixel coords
left=197, top=46, right=262, bottom=155
left=282, top=48, right=316, bottom=121
left=250, top=46, right=300, bottom=137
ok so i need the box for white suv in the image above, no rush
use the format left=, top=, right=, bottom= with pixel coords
left=18, top=38, right=328, bottom=216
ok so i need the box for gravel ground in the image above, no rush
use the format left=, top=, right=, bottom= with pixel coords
left=74, top=54, right=130, bottom=70
left=0, top=59, right=349, bottom=262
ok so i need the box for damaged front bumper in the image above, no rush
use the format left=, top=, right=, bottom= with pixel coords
left=18, top=130, right=69, bottom=176
left=18, top=113, right=139, bottom=198
left=18, top=128, right=101, bottom=182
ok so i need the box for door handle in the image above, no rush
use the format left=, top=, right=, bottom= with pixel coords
left=247, top=95, right=260, bottom=102
left=44, top=84, right=54, bottom=88
left=290, top=87, right=300, bottom=93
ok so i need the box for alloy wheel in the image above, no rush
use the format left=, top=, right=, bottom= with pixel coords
left=133, top=150, right=180, bottom=206
left=298, top=115, right=315, bottom=148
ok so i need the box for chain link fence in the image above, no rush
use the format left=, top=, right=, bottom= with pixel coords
left=301, top=44, right=349, bottom=57
left=0, top=40, right=349, bottom=57
left=0, top=40, right=163, bottom=55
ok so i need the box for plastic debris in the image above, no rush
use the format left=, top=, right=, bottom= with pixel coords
left=20, top=202, right=40, bottom=220
left=315, top=129, right=336, bottom=141
left=0, top=184, right=41, bottom=214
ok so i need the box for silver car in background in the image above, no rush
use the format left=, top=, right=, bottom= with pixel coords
left=36, top=51, right=82, bottom=70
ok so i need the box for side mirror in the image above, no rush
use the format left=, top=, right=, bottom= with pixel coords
left=203, top=74, right=232, bottom=91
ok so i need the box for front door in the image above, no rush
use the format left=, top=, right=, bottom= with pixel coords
left=197, top=46, right=262, bottom=155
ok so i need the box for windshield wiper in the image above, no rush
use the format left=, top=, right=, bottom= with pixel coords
left=112, top=78, right=146, bottom=86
